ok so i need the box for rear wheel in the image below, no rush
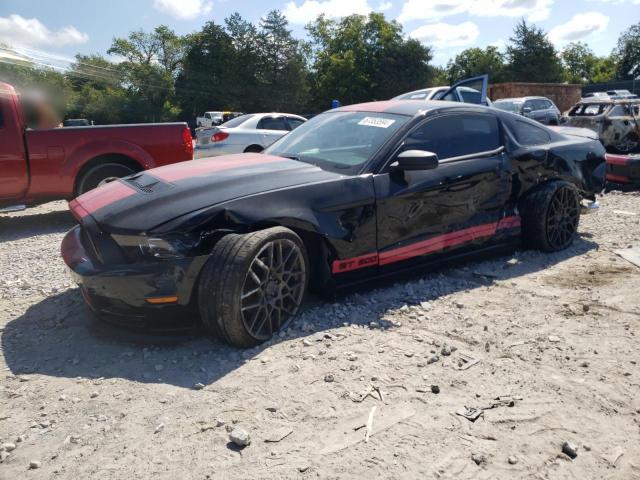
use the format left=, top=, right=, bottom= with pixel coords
left=76, top=163, right=137, bottom=195
left=198, top=227, right=308, bottom=348
left=611, top=134, right=639, bottom=154
left=243, top=144, right=263, bottom=153
left=520, top=181, right=580, bottom=252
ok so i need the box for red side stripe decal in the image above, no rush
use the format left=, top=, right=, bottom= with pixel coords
left=70, top=181, right=136, bottom=217
left=332, top=216, right=521, bottom=274
left=150, top=154, right=285, bottom=183
left=606, top=173, right=630, bottom=183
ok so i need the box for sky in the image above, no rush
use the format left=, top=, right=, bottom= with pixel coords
left=1, top=0, right=639, bottom=67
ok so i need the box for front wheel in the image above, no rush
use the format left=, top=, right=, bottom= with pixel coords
left=520, top=181, right=581, bottom=252
left=198, top=227, right=308, bottom=348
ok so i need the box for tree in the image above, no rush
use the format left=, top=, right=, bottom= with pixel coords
left=256, top=10, right=309, bottom=112
left=108, top=27, right=183, bottom=122
left=613, top=22, right=640, bottom=80
left=560, top=42, right=596, bottom=83
left=506, top=20, right=564, bottom=83
left=446, top=46, right=507, bottom=84
left=306, top=13, right=432, bottom=110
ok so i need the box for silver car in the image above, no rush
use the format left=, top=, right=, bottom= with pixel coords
left=195, top=113, right=306, bottom=158
left=493, top=96, right=561, bottom=125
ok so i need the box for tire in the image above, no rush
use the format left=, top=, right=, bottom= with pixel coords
left=520, top=181, right=580, bottom=252
left=610, top=135, right=640, bottom=154
left=76, top=163, right=137, bottom=195
left=243, top=145, right=264, bottom=153
left=198, top=227, right=308, bottom=348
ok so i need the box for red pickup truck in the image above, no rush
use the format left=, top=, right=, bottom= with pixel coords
left=0, top=82, right=193, bottom=209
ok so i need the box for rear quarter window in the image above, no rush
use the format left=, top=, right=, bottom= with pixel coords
left=512, top=120, right=551, bottom=146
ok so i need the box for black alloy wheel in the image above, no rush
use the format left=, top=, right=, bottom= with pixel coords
left=240, top=238, right=306, bottom=341
left=545, top=186, right=580, bottom=250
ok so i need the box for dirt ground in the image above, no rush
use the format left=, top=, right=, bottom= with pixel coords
left=1, top=191, right=639, bottom=479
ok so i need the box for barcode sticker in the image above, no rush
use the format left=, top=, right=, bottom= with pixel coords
left=358, top=117, right=396, bottom=129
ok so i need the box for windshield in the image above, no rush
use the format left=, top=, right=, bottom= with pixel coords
left=221, top=114, right=255, bottom=128
left=494, top=101, right=522, bottom=113
left=265, top=111, right=410, bottom=173
left=394, top=88, right=435, bottom=100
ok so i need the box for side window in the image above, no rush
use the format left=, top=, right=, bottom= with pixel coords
left=523, top=100, right=535, bottom=111
left=287, top=118, right=305, bottom=130
left=512, top=120, right=551, bottom=146
left=204, top=113, right=211, bottom=119
left=258, top=116, right=288, bottom=131
left=403, top=114, right=501, bottom=160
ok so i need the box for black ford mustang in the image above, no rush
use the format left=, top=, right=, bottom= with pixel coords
left=62, top=100, right=605, bottom=347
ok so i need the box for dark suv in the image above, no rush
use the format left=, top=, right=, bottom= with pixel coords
left=493, top=96, right=561, bottom=125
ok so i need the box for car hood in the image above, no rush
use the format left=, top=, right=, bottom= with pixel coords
left=69, top=153, right=341, bottom=233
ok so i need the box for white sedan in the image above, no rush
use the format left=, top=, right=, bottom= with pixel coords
left=195, top=113, right=306, bottom=158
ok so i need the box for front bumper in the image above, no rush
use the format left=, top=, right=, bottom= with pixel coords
left=194, top=142, right=244, bottom=159
left=61, top=226, right=208, bottom=323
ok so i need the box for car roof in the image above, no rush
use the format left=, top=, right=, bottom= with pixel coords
left=333, top=99, right=491, bottom=117
left=579, top=97, right=640, bottom=105
left=494, top=96, right=550, bottom=102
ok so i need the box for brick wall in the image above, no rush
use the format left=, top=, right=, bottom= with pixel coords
left=488, top=83, right=582, bottom=112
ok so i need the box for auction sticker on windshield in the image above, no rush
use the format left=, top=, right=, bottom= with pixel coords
left=358, top=117, right=396, bottom=128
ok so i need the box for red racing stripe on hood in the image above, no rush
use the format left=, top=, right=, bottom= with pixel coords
left=69, top=180, right=136, bottom=218
left=149, top=154, right=286, bottom=183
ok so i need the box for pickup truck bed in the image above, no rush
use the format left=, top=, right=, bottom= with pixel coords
left=0, top=82, right=193, bottom=208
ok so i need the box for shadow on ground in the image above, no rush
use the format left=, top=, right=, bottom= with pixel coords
left=0, top=208, right=75, bottom=242
left=1, top=235, right=598, bottom=389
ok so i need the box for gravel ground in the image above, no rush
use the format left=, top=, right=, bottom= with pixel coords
left=1, top=192, right=639, bottom=479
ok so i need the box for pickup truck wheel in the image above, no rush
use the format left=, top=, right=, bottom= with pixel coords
left=198, top=227, right=308, bottom=348
left=520, top=181, right=580, bottom=252
left=76, top=163, right=136, bottom=195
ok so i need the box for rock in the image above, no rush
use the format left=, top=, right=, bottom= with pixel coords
left=484, top=342, right=490, bottom=352
left=89, top=391, right=99, bottom=399
left=562, top=441, right=578, bottom=459
left=369, top=322, right=380, bottom=329
left=347, top=353, right=358, bottom=362
left=471, top=453, right=486, bottom=465
left=194, top=383, right=205, bottom=390
left=2, top=442, right=16, bottom=452
left=427, top=355, right=439, bottom=365
left=441, top=345, right=452, bottom=356
left=58, top=394, right=67, bottom=401
left=507, top=456, right=518, bottom=465
left=29, top=460, right=41, bottom=469
left=215, top=418, right=226, bottom=427
left=583, top=304, right=590, bottom=313
left=548, top=335, right=561, bottom=343
left=266, top=406, right=278, bottom=413
left=229, top=427, right=251, bottom=447
left=298, top=464, right=310, bottom=472
left=0, top=451, right=9, bottom=462
left=302, top=339, right=312, bottom=347
left=431, top=385, right=440, bottom=394
left=324, top=374, right=335, bottom=383
left=580, top=361, right=589, bottom=368
left=154, top=423, right=165, bottom=434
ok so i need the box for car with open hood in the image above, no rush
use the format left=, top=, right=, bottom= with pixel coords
left=62, top=90, right=606, bottom=347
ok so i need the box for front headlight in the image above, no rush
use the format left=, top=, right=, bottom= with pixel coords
left=112, top=233, right=198, bottom=260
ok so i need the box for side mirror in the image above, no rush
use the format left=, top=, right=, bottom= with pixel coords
left=391, top=150, right=439, bottom=171
left=521, top=106, right=532, bottom=114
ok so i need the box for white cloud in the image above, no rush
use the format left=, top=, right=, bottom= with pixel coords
left=398, top=0, right=553, bottom=23
left=283, top=0, right=377, bottom=24
left=548, top=11, right=609, bottom=45
left=0, top=14, right=88, bottom=48
left=152, top=0, right=213, bottom=20
left=409, top=21, right=480, bottom=48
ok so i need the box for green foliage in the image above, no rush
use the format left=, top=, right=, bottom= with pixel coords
left=506, top=20, right=564, bottom=83
left=2, top=15, right=639, bottom=125
left=613, top=22, right=640, bottom=79
left=446, top=46, right=507, bottom=84
left=306, top=13, right=433, bottom=110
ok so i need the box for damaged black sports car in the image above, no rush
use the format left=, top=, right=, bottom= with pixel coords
left=62, top=97, right=605, bottom=347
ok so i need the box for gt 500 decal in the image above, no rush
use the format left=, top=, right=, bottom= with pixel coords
left=332, top=216, right=521, bottom=274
